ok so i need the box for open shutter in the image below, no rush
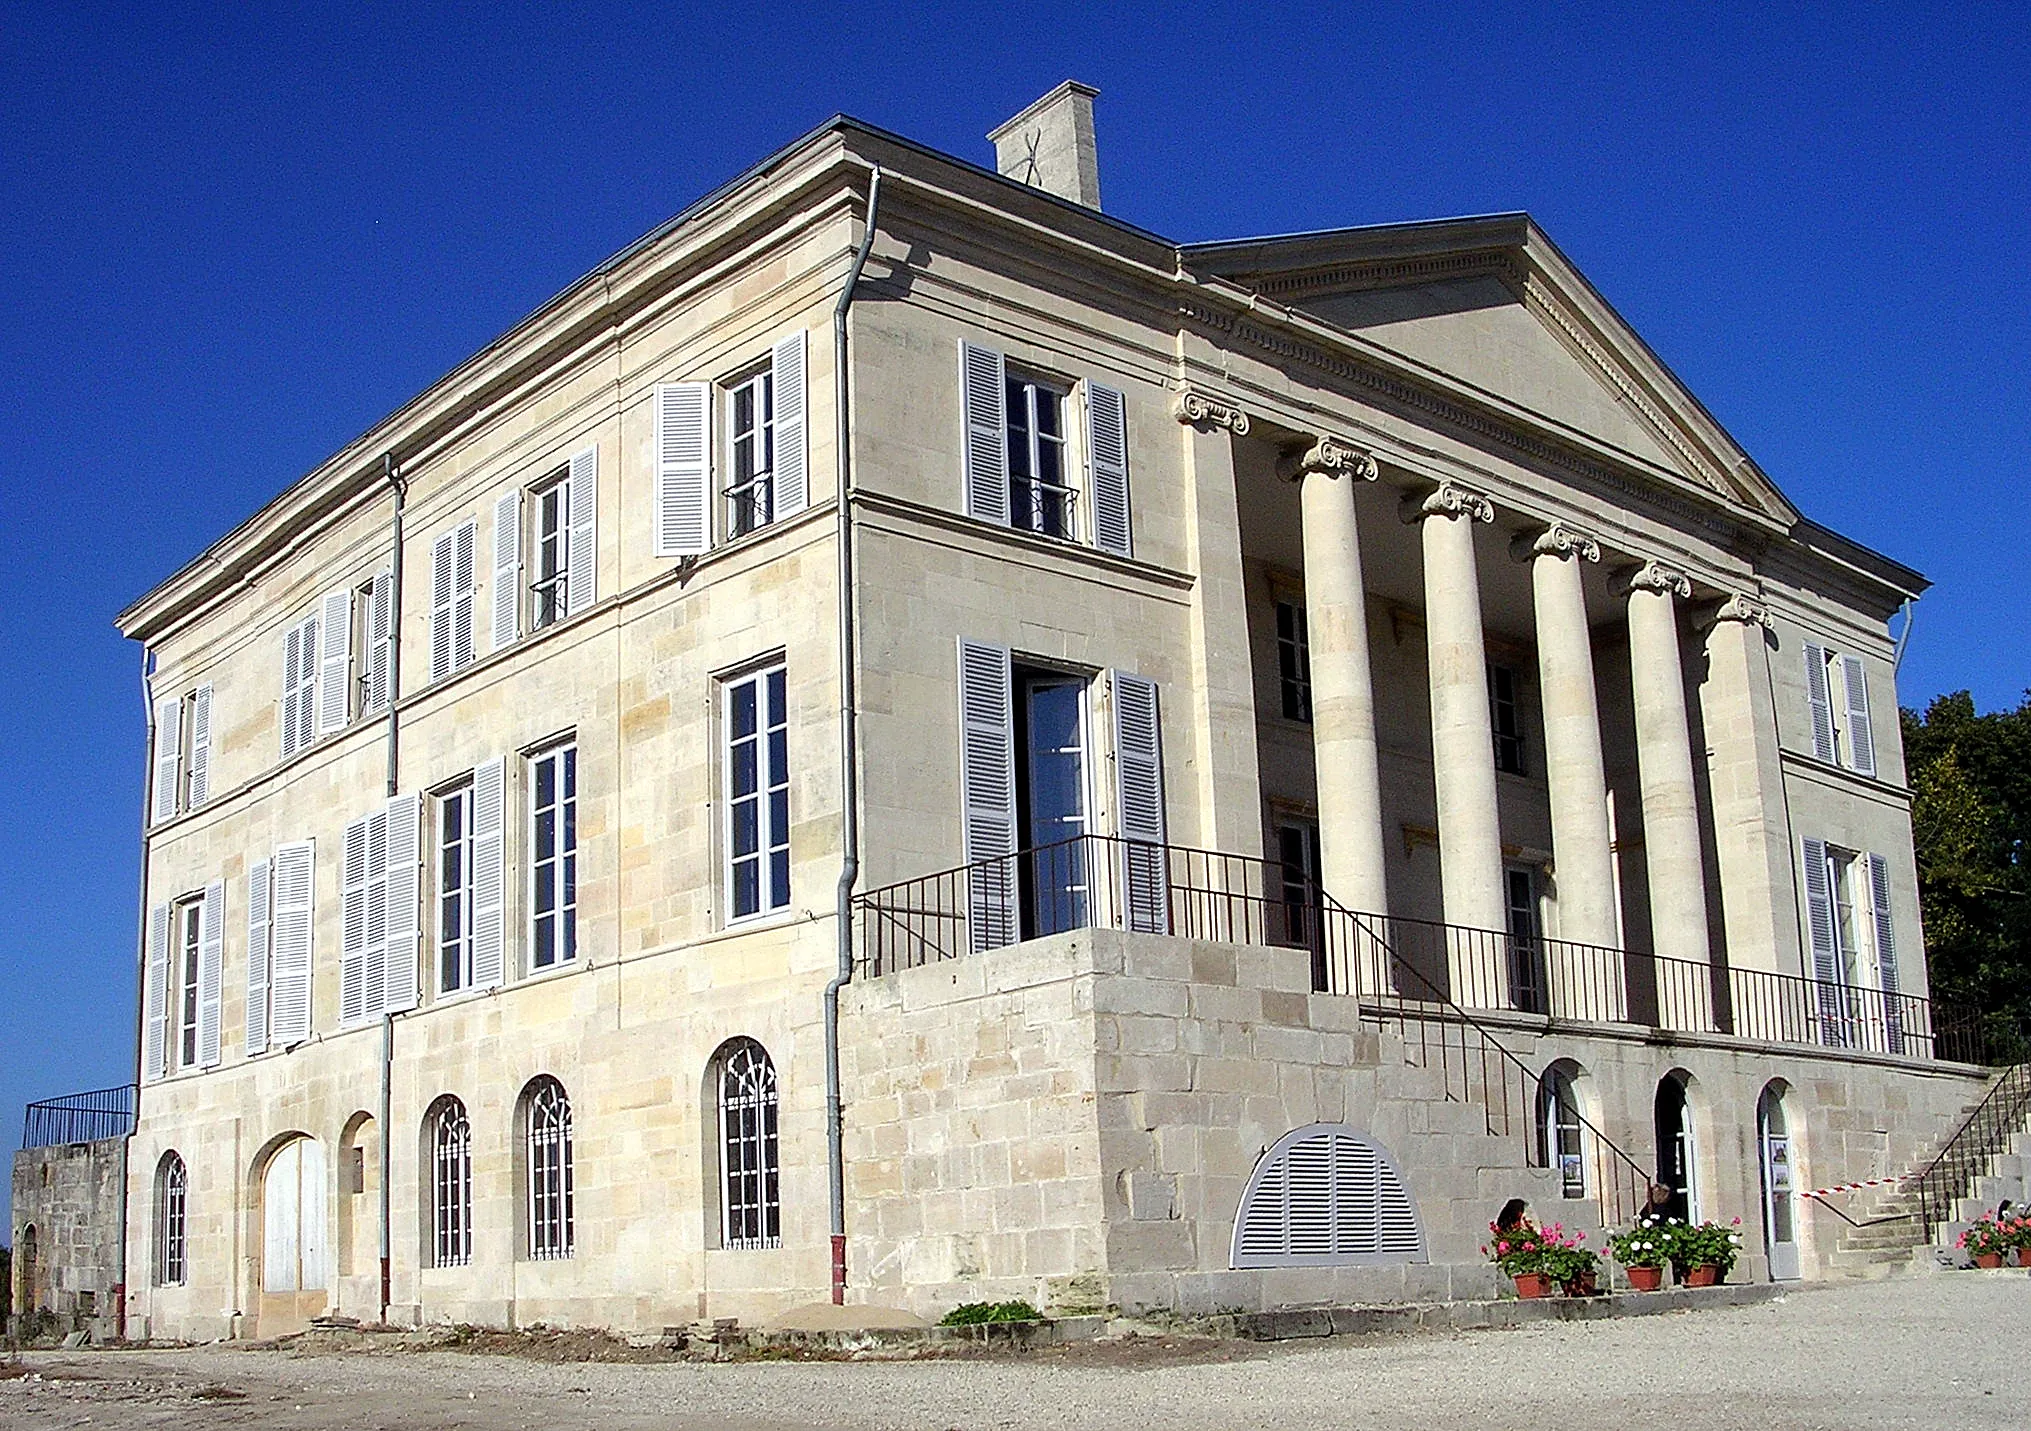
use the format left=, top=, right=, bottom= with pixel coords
left=187, top=684, right=213, bottom=807
left=453, top=521, right=477, bottom=672
left=151, top=697, right=182, bottom=823
left=1802, top=837, right=1847, bottom=1046
left=1086, top=382, right=1131, bottom=557
left=958, top=638, right=1018, bottom=953
left=270, top=840, right=315, bottom=1047
left=492, top=490, right=522, bottom=652
left=430, top=529, right=456, bottom=681
left=1803, top=643, right=1836, bottom=763
left=566, top=445, right=598, bottom=615
left=1868, top=851, right=1903, bottom=1053
left=340, top=814, right=370, bottom=1025
left=143, top=902, right=171, bottom=1080
left=1841, top=655, right=1876, bottom=777
left=316, top=588, right=352, bottom=736
left=772, top=331, right=808, bottom=518
left=654, top=382, right=711, bottom=557
left=1113, top=671, right=1169, bottom=934
left=282, top=615, right=317, bottom=756
left=960, top=341, right=1009, bottom=525
left=364, top=569, right=394, bottom=714
left=196, top=879, right=224, bottom=1069
left=383, top=793, right=422, bottom=1014
left=246, top=857, right=271, bottom=1055
left=470, top=757, right=508, bottom=990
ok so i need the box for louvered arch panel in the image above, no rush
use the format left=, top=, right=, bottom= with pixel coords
left=1230, top=1124, right=1428, bottom=1269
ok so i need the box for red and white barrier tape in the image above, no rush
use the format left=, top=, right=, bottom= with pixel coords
left=1800, top=1175, right=1906, bottom=1201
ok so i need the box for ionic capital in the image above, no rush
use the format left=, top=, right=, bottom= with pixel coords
left=1171, top=386, right=1251, bottom=435
left=1708, top=592, right=1773, bottom=629
left=1511, top=522, right=1601, bottom=565
left=1279, top=435, right=1378, bottom=483
left=1614, top=560, right=1693, bottom=600
left=1402, top=480, right=1495, bottom=525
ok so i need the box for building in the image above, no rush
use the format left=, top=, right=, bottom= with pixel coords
left=107, top=83, right=1988, bottom=1340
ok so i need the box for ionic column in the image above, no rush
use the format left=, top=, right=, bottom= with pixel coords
left=1517, top=524, right=1625, bottom=1020
left=1405, top=481, right=1505, bottom=1006
left=1619, top=560, right=1714, bottom=1030
left=1287, top=438, right=1388, bottom=934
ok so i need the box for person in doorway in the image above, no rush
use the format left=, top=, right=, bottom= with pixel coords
left=1643, top=1182, right=1678, bottom=1222
left=1496, top=1198, right=1533, bottom=1235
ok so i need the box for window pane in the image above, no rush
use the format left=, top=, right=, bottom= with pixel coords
left=733, top=802, right=760, bottom=856
left=732, top=743, right=758, bottom=797
left=732, top=684, right=756, bottom=739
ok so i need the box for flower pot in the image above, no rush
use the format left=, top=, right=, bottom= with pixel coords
left=1562, top=1270, right=1599, bottom=1297
left=1513, top=1273, right=1556, bottom=1299
left=1682, top=1264, right=1723, bottom=1288
left=1974, top=1253, right=2004, bottom=1269
left=1625, top=1265, right=1664, bottom=1292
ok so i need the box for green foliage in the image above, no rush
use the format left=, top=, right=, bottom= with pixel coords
left=1664, top=1219, right=1744, bottom=1277
left=937, top=1300, right=1043, bottom=1326
left=1902, top=693, right=2031, bottom=1060
left=1607, top=1216, right=1675, bottom=1269
left=1482, top=1219, right=1595, bottom=1281
left=1959, top=1210, right=2031, bottom=1260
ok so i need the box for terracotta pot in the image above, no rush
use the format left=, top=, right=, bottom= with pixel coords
left=1626, top=1265, right=1665, bottom=1292
left=1682, top=1264, right=1723, bottom=1288
left=1513, top=1272, right=1556, bottom=1299
left=1562, top=1270, right=1600, bottom=1297
left=1974, top=1252, right=2004, bottom=1269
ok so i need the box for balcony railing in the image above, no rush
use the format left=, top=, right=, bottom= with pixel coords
left=22, top=1084, right=138, bottom=1149
left=854, top=834, right=1975, bottom=1063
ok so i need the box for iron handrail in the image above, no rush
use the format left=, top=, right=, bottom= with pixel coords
left=1908, top=1062, right=2031, bottom=1242
left=22, top=1084, right=138, bottom=1149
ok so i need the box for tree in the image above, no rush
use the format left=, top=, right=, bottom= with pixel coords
left=1902, top=691, right=2031, bottom=1060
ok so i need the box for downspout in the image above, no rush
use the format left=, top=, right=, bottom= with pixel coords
left=1892, top=597, right=1915, bottom=675
left=122, top=644, right=156, bottom=1341
left=826, top=164, right=882, bottom=1306
left=379, top=452, right=405, bottom=1325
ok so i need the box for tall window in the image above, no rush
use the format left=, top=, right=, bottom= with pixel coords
left=177, top=899, right=203, bottom=1069
left=437, top=783, right=475, bottom=994
left=1825, top=845, right=1869, bottom=987
left=1505, top=866, right=1546, bottom=1014
left=530, top=743, right=577, bottom=970
left=716, top=1040, right=781, bottom=1250
left=726, top=368, right=775, bottom=538
left=1275, top=601, right=1312, bottom=722
left=725, top=663, right=790, bottom=920
left=1490, top=664, right=1526, bottom=774
left=523, top=1077, right=573, bottom=1259
left=428, top=1096, right=472, bottom=1268
left=1006, top=372, right=1072, bottom=538
left=1017, top=674, right=1089, bottom=936
left=1536, top=1065, right=1586, bottom=1199
left=530, top=472, right=570, bottom=630
left=1276, top=819, right=1324, bottom=956
left=156, top=1152, right=188, bottom=1286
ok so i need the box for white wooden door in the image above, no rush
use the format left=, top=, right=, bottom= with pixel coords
left=263, top=1138, right=329, bottom=1292
left=1760, top=1088, right=1801, bottom=1280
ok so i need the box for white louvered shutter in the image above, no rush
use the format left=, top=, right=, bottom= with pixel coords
left=1801, top=837, right=1846, bottom=1046
left=1113, top=671, right=1169, bottom=934
left=772, top=331, right=808, bottom=518
left=566, top=445, right=598, bottom=615
left=1841, top=655, right=1876, bottom=777
left=283, top=614, right=318, bottom=755
left=361, top=806, right=389, bottom=1017
left=430, top=529, right=457, bottom=681
left=960, top=341, right=1009, bottom=525
left=453, top=521, right=477, bottom=673
left=340, top=814, right=370, bottom=1025
left=152, top=697, right=182, bottom=823
left=1231, top=1127, right=1426, bottom=1268
left=196, top=879, right=224, bottom=1069
left=654, top=382, right=712, bottom=557
left=364, top=569, right=394, bottom=714
left=269, top=839, right=315, bottom=1047
left=383, top=792, right=422, bottom=1014
left=186, top=684, right=213, bottom=807
left=492, top=490, right=522, bottom=652
left=1803, top=643, right=1836, bottom=763
left=143, top=902, right=171, bottom=1080
left=246, top=857, right=271, bottom=1056
left=316, top=588, right=352, bottom=736
left=471, top=757, right=508, bottom=990
left=1868, top=851, right=1903, bottom=1053
left=957, top=638, right=1018, bottom=953
left=1086, top=382, right=1131, bottom=557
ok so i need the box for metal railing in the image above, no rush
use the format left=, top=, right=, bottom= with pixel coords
left=22, top=1084, right=138, bottom=1149
left=1910, top=1062, right=2031, bottom=1243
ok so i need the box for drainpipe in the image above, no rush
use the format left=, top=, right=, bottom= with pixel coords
left=1892, top=597, right=1915, bottom=675
left=379, top=452, right=404, bottom=1325
left=121, top=644, right=156, bottom=1341
left=825, top=164, right=882, bottom=1306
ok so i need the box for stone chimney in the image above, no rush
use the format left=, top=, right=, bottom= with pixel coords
left=988, top=81, right=1102, bottom=210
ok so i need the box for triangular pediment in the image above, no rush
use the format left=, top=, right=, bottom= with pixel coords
left=1185, top=219, right=1798, bottom=523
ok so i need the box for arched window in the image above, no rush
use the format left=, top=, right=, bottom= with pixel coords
left=427, top=1097, right=472, bottom=1268
left=1231, top=1124, right=1426, bottom=1268
left=1534, top=1062, right=1587, bottom=1199
left=156, top=1152, right=188, bottom=1286
left=522, top=1077, right=573, bottom=1259
left=714, top=1039, right=781, bottom=1249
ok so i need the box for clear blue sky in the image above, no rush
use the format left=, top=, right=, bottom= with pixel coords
left=2, top=4, right=2025, bottom=1226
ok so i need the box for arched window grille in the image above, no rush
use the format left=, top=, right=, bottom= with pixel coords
left=156, top=1152, right=188, bottom=1286
left=428, top=1096, right=472, bottom=1268
left=1230, top=1125, right=1426, bottom=1268
left=716, top=1039, right=781, bottom=1249
left=523, top=1077, right=573, bottom=1259
left=1535, top=1063, right=1587, bottom=1199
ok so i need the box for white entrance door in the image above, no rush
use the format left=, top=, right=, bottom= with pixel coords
left=263, top=1137, right=329, bottom=1292
left=1760, top=1088, right=1801, bottom=1281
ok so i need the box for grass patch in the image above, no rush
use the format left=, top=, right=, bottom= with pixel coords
left=938, top=1301, right=1044, bottom=1327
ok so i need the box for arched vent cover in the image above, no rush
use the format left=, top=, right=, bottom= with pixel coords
left=1231, top=1124, right=1428, bottom=1268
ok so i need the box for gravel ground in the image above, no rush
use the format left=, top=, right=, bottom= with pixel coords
left=4, top=1274, right=2023, bottom=1430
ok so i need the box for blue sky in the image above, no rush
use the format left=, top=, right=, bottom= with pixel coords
left=1, top=3, right=2025, bottom=1224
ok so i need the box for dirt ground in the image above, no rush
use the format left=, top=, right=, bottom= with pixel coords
left=4, top=1274, right=2024, bottom=1430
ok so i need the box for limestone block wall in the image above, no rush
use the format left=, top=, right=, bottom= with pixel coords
left=11, top=1138, right=127, bottom=1336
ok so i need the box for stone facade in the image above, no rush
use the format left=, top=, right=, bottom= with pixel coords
left=110, top=91, right=1966, bottom=1342
left=11, top=1139, right=127, bottom=1338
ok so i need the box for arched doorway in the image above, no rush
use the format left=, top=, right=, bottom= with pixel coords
left=1654, top=1074, right=1697, bottom=1223
left=256, top=1136, right=328, bottom=1335
left=14, top=1224, right=38, bottom=1322
left=1759, top=1082, right=1800, bottom=1280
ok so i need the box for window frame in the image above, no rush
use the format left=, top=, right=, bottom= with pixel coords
left=175, top=897, right=203, bottom=1071
left=523, top=1077, right=574, bottom=1260
left=723, top=660, right=791, bottom=923
left=528, top=740, right=578, bottom=973
left=1004, top=368, right=1075, bottom=541
left=1489, top=663, right=1527, bottom=776
left=435, top=780, right=477, bottom=997
left=723, top=363, right=776, bottom=540
left=527, top=465, right=572, bottom=633
left=1274, top=599, right=1313, bottom=723
left=429, top=1096, right=473, bottom=1269
left=716, top=1040, right=782, bottom=1250
left=156, top=1151, right=188, bottom=1286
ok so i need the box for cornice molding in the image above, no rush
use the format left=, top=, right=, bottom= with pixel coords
left=1249, top=248, right=1516, bottom=300
left=1170, top=385, right=1251, bottom=434
left=1403, top=480, right=1495, bottom=525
